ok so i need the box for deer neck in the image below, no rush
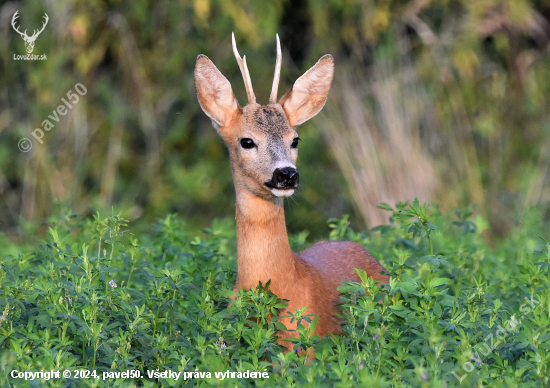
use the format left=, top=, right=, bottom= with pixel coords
left=234, top=189, right=296, bottom=292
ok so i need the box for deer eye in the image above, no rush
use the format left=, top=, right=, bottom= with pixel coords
left=240, top=138, right=255, bottom=149
left=291, top=137, right=301, bottom=149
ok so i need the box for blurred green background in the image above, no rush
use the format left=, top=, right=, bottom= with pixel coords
left=1, top=0, right=550, bottom=242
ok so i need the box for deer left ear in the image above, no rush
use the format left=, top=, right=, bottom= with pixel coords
left=279, top=55, right=334, bottom=127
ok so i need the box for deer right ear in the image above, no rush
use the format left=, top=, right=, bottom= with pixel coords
left=195, top=55, right=240, bottom=128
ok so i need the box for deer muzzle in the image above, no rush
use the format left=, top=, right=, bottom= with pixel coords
left=265, top=167, right=299, bottom=190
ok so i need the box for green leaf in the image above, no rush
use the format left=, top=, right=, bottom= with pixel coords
left=219, top=290, right=236, bottom=298
left=309, top=315, right=318, bottom=333
left=429, top=278, right=451, bottom=288
left=433, top=302, right=442, bottom=317
left=377, top=203, right=393, bottom=211
left=412, top=197, right=420, bottom=212
left=274, top=302, right=289, bottom=309
left=353, top=268, right=368, bottom=284
left=388, top=305, right=405, bottom=310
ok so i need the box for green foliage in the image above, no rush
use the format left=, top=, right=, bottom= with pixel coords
left=379, top=198, right=440, bottom=255
left=1, top=203, right=550, bottom=386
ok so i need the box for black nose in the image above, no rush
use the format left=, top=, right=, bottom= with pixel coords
left=274, top=167, right=299, bottom=187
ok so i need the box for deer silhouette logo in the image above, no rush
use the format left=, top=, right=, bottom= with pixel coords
left=11, top=11, right=49, bottom=54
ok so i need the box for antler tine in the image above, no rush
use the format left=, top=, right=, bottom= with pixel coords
left=11, top=11, right=27, bottom=38
left=232, top=32, right=256, bottom=104
left=269, top=34, right=282, bottom=104
left=31, top=13, right=49, bottom=39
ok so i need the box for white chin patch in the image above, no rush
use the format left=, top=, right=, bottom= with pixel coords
left=271, top=188, right=295, bottom=197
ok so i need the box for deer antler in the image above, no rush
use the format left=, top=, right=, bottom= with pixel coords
left=269, top=34, right=282, bottom=104
left=31, top=13, right=49, bottom=39
left=11, top=11, right=28, bottom=39
left=232, top=32, right=256, bottom=104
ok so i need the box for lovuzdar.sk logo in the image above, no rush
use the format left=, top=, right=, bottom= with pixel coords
left=11, top=10, right=48, bottom=60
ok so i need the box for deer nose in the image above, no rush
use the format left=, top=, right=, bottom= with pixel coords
left=274, top=167, right=299, bottom=187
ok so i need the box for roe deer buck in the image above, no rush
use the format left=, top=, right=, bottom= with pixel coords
left=194, top=33, right=389, bottom=340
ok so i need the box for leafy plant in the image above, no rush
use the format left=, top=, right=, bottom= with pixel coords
left=1, top=203, right=549, bottom=386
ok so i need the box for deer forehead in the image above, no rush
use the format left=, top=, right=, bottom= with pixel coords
left=240, top=105, right=294, bottom=138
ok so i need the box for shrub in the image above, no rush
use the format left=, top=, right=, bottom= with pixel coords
left=1, top=202, right=549, bottom=386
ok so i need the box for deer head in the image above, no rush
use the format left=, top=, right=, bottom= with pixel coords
left=11, top=11, right=49, bottom=54
left=195, top=34, right=334, bottom=200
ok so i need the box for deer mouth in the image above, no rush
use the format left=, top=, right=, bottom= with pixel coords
left=264, top=180, right=297, bottom=197
left=269, top=188, right=295, bottom=197
left=264, top=181, right=297, bottom=189
left=264, top=180, right=298, bottom=190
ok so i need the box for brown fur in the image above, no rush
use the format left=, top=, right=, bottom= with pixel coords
left=194, top=42, right=389, bottom=341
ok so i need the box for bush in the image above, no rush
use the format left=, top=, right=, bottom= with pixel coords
left=1, top=202, right=549, bottom=386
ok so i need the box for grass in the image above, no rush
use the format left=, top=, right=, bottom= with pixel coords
left=1, top=201, right=549, bottom=387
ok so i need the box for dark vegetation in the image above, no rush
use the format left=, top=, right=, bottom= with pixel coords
left=2, top=0, right=550, bottom=239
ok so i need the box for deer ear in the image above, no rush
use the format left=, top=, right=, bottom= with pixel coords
left=279, top=55, right=334, bottom=127
left=195, top=55, right=240, bottom=128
